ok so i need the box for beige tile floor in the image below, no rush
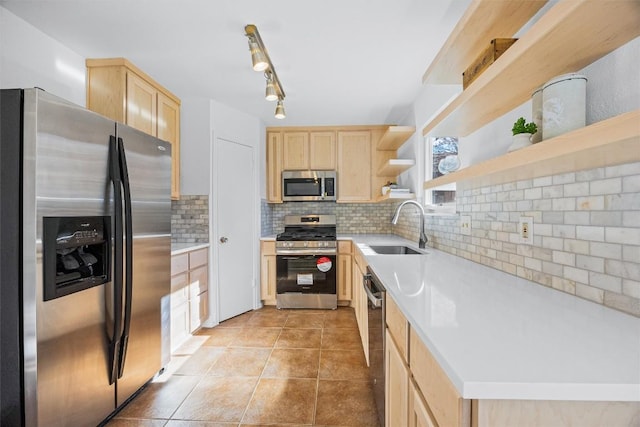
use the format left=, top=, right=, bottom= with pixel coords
left=106, top=307, right=380, bottom=426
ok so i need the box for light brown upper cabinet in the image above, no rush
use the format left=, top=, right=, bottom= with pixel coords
left=282, top=131, right=337, bottom=171
left=282, top=132, right=309, bottom=170
left=86, top=58, right=181, bottom=200
left=309, top=131, right=337, bottom=170
left=337, top=130, right=371, bottom=202
left=266, top=132, right=283, bottom=203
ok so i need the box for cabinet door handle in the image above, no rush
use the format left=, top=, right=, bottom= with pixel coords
left=219, top=237, right=228, bottom=243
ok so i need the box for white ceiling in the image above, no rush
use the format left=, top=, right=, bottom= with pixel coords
left=1, top=0, right=470, bottom=126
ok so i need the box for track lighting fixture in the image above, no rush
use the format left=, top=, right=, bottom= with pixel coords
left=245, top=24, right=286, bottom=119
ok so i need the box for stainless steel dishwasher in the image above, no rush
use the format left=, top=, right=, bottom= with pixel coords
left=365, top=267, right=385, bottom=427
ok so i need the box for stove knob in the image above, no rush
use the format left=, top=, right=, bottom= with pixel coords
left=303, top=242, right=309, bottom=247
left=287, top=242, right=293, bottom=248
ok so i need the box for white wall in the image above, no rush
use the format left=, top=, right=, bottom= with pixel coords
left=0, top=6, right=85, bottom=105
left=180, top=97, right=212, bottom=195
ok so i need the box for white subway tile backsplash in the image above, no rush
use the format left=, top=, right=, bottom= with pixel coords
left=605, top=259, right=640, bottom=281
left=623, top=246, right=640, bottom=263
left=553, top=251, right=576, bottom=266
left=590, top=178, right=622, bottom=195
left=552, top=198, right=576, bottom=211
left=622, top=279, right=640, bottom=299
left=606, top=227, right=640, bottom=245
left=412, top=161, right=640, bottom=317
left=533, top=176, right=553, bottom=187
left=590, top=272, right=622, bottom=292
left=564, top=182, right=590, bottom=197
left=575, top=283, right=604, bottom=303
left=542, top=236, right=564, bottom=250
left=622, top=175, right=640, bottom=193
left=577, top=255, right=605, bottom=273
left=576, top=196, right=605, bottom=210
left=590, top=242, right=623, bottom=259
left=564, top=211, right=590, bottom=225
left=606, top=162, right=640, bottom=177
left=563, top=239, right=590, bottom=255
left=576, top=225, right=605, bottom=242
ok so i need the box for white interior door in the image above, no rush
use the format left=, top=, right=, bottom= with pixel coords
left=215, top=138, right=255, bottom=321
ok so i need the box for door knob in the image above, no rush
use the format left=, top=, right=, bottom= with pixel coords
left=219, top=237, right=228, bottom=243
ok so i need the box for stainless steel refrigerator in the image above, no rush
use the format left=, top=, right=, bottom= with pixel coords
left=0, top=88, right=171, bottom=426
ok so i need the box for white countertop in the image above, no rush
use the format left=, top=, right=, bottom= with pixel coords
left=345, top=234, right=640, bottom=402
left=171, top=242, right=210, bottom=255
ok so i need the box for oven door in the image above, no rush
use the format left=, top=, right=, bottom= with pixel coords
left=276, top=253, right=337, bottom=294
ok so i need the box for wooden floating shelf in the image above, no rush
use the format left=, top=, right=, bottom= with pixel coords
left=422, top=0, right=640, bottom=137
left=422, top=0, right=548, bottom=85
left=377, top=126, right=416, bottom=150
left=378, top=159, right=415, bottom=176
left=423, top=110, right=640, bottom=191
left=376, top=192, right=416, bottom=203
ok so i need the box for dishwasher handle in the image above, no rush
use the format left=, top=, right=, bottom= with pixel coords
left=363, top=274, right=383, bottom=308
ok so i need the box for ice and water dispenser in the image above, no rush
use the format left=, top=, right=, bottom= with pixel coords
left=42, top=216, right=111, bottom=301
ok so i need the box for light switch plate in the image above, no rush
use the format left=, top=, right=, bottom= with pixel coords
left=460, top=215, right=472, bottom=236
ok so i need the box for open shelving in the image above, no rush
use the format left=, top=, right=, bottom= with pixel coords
left=377, top=126, right=415, bottom=150
left=421, top=0, right=640, bottom=138
left=375, top=192, right=416, bottom=203
left=423, top=110, right=640, bottom=191
left=378, top=159, right=415, bottom=177
left=422, top=0, right=547, bottom=85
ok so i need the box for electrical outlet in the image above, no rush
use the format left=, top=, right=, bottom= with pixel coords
left=519, top=216, right=534, bottom=244
left=460, top=215, right=472, bottom=236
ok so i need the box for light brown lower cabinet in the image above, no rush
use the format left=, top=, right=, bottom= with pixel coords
left=409, top=380, right=438, bottom=427
left=471, top=399, right=640, bottom=427
left=338, top=240, right=352, bottom=304
left=386, top=329, right=409, bottom=427
left=351, top=248, right=369, bottom=364
left=170, top=247, right=209, bottom=352
left=260, top=241, right=277, bottom=306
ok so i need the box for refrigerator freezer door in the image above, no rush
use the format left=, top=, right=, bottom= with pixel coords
left=114, top=124, right=171, bottom=406
left=26, top=89, right=116, bottom=427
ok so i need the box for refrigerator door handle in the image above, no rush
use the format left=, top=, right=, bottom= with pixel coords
left=117, top=137, right=133, bottom=379
left=108, top=135, right=123, bottom=385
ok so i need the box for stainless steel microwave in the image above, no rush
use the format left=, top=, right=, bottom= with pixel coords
left=282, top=170, right=336, bottom=201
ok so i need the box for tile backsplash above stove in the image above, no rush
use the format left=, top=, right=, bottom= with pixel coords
left=261, top=201, right=396, bottom=236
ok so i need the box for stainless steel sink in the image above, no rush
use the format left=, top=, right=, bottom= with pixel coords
left=368, top=245, right=423, bottom=255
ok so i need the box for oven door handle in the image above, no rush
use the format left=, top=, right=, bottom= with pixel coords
left=363, top=275, right=383, bottom=308
left=276, top=249, right=336, bottom=256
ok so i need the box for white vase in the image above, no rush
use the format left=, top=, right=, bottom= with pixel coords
left=508, top=133, right=532, bottom=152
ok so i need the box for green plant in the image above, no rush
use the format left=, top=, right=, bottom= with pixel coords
left=512, top=117, right=538, bottom=135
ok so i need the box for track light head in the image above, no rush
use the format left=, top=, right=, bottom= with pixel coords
left=248, top=38, right=268, bottom=72
left=275, top=99, right=286, bottom=119
left=265, top=73, right=278, bottom=101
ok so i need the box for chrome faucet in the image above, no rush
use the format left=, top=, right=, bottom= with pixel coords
left=391, top=200, right=428, bottom=249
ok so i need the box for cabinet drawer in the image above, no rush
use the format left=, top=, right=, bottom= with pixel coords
left=410, top=329, right=470, bottom=427
left=386, top=295, right=408, bottom=363
left=189, top=248, right=208, bottom=268
left=338, top=240, right=352, bottom=254
left=171, top=253, right=189, bottom=275
left=189, top=265, right=208, bottom=298
left=170, top=282, right=189, bottom=308
left=261, top=240, right=276, bottom=255
left=171, top=272, right=189, bottom=294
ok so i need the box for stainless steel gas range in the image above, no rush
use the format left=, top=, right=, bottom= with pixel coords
left=275, top=215, right=337, bottom=309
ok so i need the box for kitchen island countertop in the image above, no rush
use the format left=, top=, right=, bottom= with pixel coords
left=337, top=234, right=640, bottom=402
